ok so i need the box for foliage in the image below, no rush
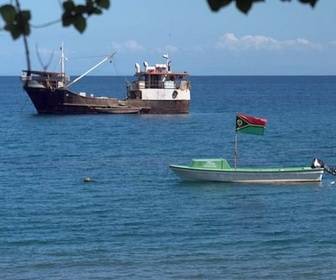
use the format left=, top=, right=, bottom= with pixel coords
left=0, top=0, right=110, bottom=40
left=0, top=0, right=319, bottom=39
left=0, top=4, right=30, bottom=39
left=62, top=0, right=110, bottom=33
left=207, top=0, right=318, bottom=13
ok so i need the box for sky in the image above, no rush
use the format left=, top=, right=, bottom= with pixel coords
left=1, top=0, right=336, bottom=76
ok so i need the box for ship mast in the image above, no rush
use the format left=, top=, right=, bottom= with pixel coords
left=163, top=53, right=171, bottom=72
left=60, top=42, right=67, bottom=83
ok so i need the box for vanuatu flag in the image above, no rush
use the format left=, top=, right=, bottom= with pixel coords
left=236, top=113, right=267, bottom=135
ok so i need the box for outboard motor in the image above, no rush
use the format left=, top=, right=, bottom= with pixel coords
left=311, top=158, right=324, bottom=169
left=312, top=158, right=336, bottom=176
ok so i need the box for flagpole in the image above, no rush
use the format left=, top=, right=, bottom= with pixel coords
left=234, top=132, right=238, bottom=169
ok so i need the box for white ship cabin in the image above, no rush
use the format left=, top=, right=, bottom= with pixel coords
left=21, top=70, right=70, bottom=89
left=127, top=56, right=190, bottom=101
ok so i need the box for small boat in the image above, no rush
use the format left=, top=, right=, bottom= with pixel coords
left=170, top=114, right=330, bottom=184
left=21, top=44, right=191, bottom=114
left=169, top=158, right=324, bottom=183
left=94, top=106, right=141, bottom=114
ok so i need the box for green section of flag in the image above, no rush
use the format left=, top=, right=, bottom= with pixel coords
left=236, top=125, right=265, bottom=135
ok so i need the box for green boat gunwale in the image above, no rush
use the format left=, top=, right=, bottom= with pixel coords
left=169, top=158, right=324, bottom=173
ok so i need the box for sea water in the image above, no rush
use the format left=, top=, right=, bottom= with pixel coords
left=1, top=76, right=336, bottom=279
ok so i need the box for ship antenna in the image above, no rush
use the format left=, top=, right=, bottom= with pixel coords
left=166, top=32, right=172, bottom=72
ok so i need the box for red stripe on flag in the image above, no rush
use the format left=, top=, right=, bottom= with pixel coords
left=237, top=113, right=267, bottom=126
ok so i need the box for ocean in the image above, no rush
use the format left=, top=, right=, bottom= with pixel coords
left=1, top=75, right=336, bottom=279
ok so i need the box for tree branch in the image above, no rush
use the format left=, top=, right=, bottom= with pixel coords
left=14, top=0, right=31, bottom=77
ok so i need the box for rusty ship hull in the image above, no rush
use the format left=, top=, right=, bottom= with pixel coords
left=24, top=86, right=189, bottom=114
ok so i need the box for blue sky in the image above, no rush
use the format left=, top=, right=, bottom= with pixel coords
left=1, top=0, right=336, bottom=75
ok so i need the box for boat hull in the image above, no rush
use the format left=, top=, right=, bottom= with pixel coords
left=24, top=86, right=189, bottom=114
left=169, top=164, right=324, bottom=183
left=24, top=86, right=119, bottom=114
left=94, top=107, right=140, bottom=114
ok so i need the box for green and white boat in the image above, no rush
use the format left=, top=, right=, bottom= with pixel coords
left=170, top=114, right=327, bottom=183
left=169, top=158, right=324, bottom=183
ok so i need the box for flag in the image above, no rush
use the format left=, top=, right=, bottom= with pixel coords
left=236, top=113, right=267, bottom=135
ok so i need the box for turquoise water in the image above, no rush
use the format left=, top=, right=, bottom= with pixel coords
left=1, top=76, right=336, bottom=279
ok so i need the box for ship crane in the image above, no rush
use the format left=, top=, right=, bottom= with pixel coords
left=64, top=52, right=116, bottom=89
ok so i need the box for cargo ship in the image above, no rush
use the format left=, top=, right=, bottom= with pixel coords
left=21, top=45, right=191, bottom=114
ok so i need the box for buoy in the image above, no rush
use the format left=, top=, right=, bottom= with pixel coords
left=83, top=177, right=92, bottom=183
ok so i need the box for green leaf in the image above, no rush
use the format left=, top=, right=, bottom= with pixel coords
left=62, top=13, right=73, bottom=27
left=17, top=11, right=31, bottom=35
left=86, top=0, right=94, bottom=11
left=90, top=8, right=102, bottom=15
left=207, top=0, right=232, bottom=12
left=236, top=0, right=253, bottom=13
left=0, top=4, right=16, bottom=23
left=85, top=1, right=104, bottom=15
left=20, top=10, right=31, bottom=21
left=96, top=0, right=110, bottom=9
left=4, top=23, right=21, bottom=39
left=299, top=0, right=318, bottom=7
left=73, top=15, right=86, bottom=33
left=75, top=4, right=87, bottom=14
left=63, top=0, right=75, bottom=12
